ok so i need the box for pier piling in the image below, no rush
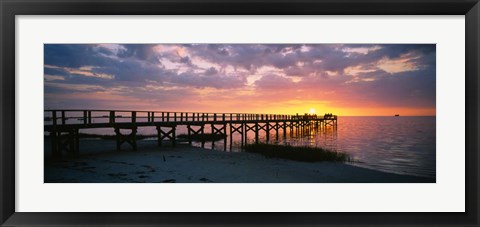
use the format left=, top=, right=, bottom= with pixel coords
left=45, top=110, right=337, bottom=156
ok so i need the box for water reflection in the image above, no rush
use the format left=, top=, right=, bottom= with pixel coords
left=45, top=116, right=435, bottom=178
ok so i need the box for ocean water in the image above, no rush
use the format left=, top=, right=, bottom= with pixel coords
left=228, top=116, right=435, bottom=178
left=193, top=116, right=436, bottom=178
left=45, top=116, right=436, bottom=178
left=308, top=116, right=436, bottom=178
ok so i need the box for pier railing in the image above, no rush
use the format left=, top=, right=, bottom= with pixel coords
left=44, top=109, right=336, bottom=127
left=44, top=109, right=338, bottom=157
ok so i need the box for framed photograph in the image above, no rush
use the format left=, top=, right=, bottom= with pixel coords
left=1, top=0, right=479, bottom=226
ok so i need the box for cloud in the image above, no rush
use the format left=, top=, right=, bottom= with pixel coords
left=44, top=44, right=436, bottom=114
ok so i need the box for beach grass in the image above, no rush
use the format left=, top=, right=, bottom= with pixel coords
left=176, top=133, right=226, bottom=142
left=244, top=143, right=351, bottom=162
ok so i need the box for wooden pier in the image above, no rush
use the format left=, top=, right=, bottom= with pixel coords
left=44, top=110, right=337, bottom=157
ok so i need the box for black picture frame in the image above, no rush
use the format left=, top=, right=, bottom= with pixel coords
left=1, top=0, right=479, bottom=226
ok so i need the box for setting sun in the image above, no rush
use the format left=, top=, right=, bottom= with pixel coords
left=309, top=108, right=316, bottom=114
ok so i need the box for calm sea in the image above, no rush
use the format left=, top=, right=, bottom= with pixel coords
left=189, top=116, right=436, bottom=178
left=311, top=116, right=436, bottom=178
left=47, top=116, right=436, bottom=178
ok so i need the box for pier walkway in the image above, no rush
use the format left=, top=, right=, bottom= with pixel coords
left=44, top=110, right=337, bottom=157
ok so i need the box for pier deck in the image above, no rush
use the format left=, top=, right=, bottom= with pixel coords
left=44, top=110, right=337, bottom=157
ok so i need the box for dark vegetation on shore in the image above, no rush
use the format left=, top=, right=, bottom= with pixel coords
left=244, top=143, right=351, bottom=162
left=176, top=133, right=226, bottom=142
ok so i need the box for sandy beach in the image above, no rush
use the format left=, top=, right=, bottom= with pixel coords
left=44, top=139, right=434, bottom=183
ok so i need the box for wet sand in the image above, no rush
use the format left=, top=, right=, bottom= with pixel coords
left=44, top=139, right=435, bottom=183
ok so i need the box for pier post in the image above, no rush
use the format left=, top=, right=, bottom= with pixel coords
left=229, top=123, right=245, bottom=149
left=188, top=124, right=192, bottom=145
left=266, top=117, right=270, bottom=142
left=61, top=111, right=66, bottom=125
left=243, top=123, right=246, bottom=145
left=289, top=122, right=294, bottom=137
left=132, top=111, right=136, bottom=124
left=88, top=111, right=92, bottom=124
left=244, top=123, right=255, bottom=145
left=242, top=123, right=245, bottom=146
left=229, top=123, right=233, bottom=150
left=223, top=123, right=227, bottom=151
left=156, top=125, right=176, bottom=147
left=51, top=111, right=57, bottom=127
left=50, top=131, right=59, bottom=157
left=255, top=123, right=259, bottom=144
left=275, top=122, right=279, bottom=141
left=109, top=111, right=115, bottom=124
left=50, top=128, right=80, bottom=157
left=74, top=128, right=79, bottom=156
left=115, top=126, right=138, bottom=151
left=211, top=123, right=226, bottom=150
left=211, top=123, right=215, bottom=149
left=83, top=111, right=87, bottom=125
left=201, top=124, right=205, bottom=148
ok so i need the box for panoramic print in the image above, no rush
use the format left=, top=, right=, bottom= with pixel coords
left=44, top=44, right=436, bottom=183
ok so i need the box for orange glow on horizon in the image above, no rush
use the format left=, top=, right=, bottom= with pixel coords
left=45, top=90, right=435, bottom=116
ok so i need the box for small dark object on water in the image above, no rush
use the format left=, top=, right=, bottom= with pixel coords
left=394, top=114, right=400, bottom=117
left=163, top=155, right=166, bottom=162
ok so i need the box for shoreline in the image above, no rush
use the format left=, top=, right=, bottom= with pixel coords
left=44, top=139, right=435, bottom=183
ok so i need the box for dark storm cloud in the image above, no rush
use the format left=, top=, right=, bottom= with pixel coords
left=116, top=44, right=160, bottom=62
left=44, top=44, right=113, bottom=68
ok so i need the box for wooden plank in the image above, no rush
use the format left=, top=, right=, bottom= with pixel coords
left=61, top=111, right=66, bottom=125
left=52, top=111, right=57, bottom=127
left=109, top=111, right=115, bottom=124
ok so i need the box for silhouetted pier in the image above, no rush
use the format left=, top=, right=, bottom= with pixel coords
left=44, top=110, right=337, bottom=157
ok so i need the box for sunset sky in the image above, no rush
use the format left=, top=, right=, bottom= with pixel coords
left=44, top=44, right=435, bottom=116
